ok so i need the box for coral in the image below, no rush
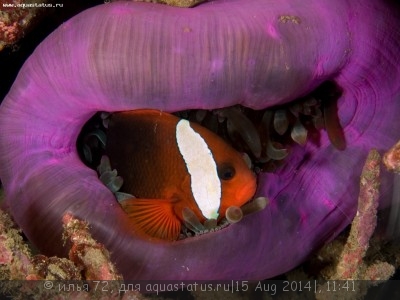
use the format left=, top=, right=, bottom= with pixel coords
left=0, top=209, right=36, bottom=280
left=383, top=140, right=400, bottom=173
left=116, top=0, right=206, bottom=8
left=62, top=213, right=123, bottom=281
left=0, top=145, right=400, bottom=298
left=330, top=149, right=383, bottom=280
left=2, top=0, right=400, bottom=281
left=313, top=150, right=396, bottom=299
left=317, top=150, right=396, bottom=279
left=155, top=0, right=206, bottom=7
left=0, top=0, right=49, bottom=51
left=0, top=208, right=144, bottom=299
left=284, top=149, right=400, bottom=300
left=31, top=255, right=81, bottom=280
left=1, top=0, right=400, bottom=287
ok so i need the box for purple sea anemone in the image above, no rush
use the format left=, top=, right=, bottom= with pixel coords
left=0, top=0, right=399, bottom=280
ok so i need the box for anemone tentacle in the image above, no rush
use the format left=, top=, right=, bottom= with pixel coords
left=0, top=0, right=399, bottom=279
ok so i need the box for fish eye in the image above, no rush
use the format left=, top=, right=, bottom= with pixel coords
left=218, top=163, right=236, bottom=180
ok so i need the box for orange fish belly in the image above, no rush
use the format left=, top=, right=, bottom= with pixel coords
left=105, top=109, right=256, bottom=241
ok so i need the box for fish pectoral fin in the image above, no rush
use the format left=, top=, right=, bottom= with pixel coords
left=120, top=198, right=181, bottom=241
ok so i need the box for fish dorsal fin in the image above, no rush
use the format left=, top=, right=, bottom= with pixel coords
left=120, top=198, right=181, bottom=241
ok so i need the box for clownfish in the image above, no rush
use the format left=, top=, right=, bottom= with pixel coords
left=105, top=109, right=257, bottom=241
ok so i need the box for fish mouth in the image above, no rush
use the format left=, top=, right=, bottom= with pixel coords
left=0, top=0, right=399, bottom=281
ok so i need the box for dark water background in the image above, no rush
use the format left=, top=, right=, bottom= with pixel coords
left=0, top=2, right=399, bottom=299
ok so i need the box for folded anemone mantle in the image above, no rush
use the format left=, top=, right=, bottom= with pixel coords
left=0, top=0, right=399, bottom=280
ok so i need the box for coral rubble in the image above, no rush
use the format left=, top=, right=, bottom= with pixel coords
left=384, top=140, right=400, bottom=173
left=0, top=0, right=49, bottom=51
left=286, top=148, right=400, bottom=300
left=120, top=0, right=206, bottom=8
left=0, top=209, right=144, bottom=299
left=1, top=144, right=400, bottom=298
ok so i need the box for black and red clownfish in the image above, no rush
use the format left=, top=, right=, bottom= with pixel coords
left=105, top=109, right=257, bottom=241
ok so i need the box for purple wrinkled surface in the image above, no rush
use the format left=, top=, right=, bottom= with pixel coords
left=0, top=0, right=399, bottom=280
